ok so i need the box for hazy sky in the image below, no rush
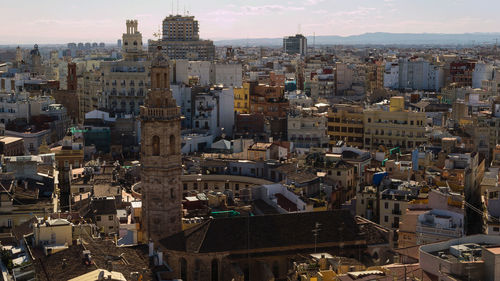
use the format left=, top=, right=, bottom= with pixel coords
left=1, top=0, right=499, bottom=44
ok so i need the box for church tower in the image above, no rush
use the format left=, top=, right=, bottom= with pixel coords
left=140, top=49, right=182, bottom=241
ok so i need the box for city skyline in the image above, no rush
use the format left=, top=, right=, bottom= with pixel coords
left=1, top=0, right=500, bottom=44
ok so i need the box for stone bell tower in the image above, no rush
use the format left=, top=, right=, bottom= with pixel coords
left=140, top=48, right=182, bottom=241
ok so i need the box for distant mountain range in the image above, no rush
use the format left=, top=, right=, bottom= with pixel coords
left=214, top=32, right=500, bottom=47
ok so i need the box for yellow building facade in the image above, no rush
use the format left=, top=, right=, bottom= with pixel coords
left=363, top=108, right=426, bottom=151
left=234, top=82, right=250, bottom=113
left=327, top=105, right=364, bottom=148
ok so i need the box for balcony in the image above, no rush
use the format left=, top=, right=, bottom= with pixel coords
left=198, top=105, right=214, bottom=111
left=416, top=225, right=462, bottom=238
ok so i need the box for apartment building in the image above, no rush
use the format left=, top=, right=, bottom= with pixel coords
left=283, top=34, right=307, bottom=56
left=77, top=20, right=149, bottom=118
left=149, top=15, right=215, bottom=60
left=379, top=187, right=418, bottom=232
left=234, top=82, right=250, bottom=114
left=190, top=87, right=235, bottom=137
left=248, top=82, right=288, bottom=118
left=287, top=107, right=328, bottom=150
left=101, top=59, right=149, bottom=116
left=102, top=20, right=149, bottom=116
left=335, top=62, right=354, bottom=94
left=363, top=97, right=427, bottom=151
left=449, top=59, right=476, bottom=87
left=77, top=69, right=102, bottom=120
left=327, top=104, right=364, bottom=148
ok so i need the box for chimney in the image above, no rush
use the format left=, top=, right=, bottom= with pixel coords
left=148, top=240, right=154, bottom=257
left=319, top=254, right=327, bottom=270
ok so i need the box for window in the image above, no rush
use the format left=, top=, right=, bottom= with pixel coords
left=96, top=216, right=101, bottom=222
left=170, top=188, right=174, bottom=199
left=108, top=215, right=113, bottom=221
left=152, top=136, right=160, bottom=156
left=169, top=135, right=176, bottom=155
left=180, top=258, right=188, bottom=281
left=385, top=202, right=389, bottom=209
left=204, top=183, right=208, bottom=190
left=235, top=184, right=239, bottom=190
left=337, top=171, right=341, bottom=176
left=183, top=183, right=188, bottom=190
left=494, top=227, right=500, bottom=232
left=384, top=216, right=388, bottom=222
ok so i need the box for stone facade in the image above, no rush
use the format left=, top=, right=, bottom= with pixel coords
left=140, top=50, right=182, bottom=241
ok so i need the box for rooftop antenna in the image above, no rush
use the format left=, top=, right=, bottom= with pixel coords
left=153, top=25, right=162, bottom=40
left=312, top=222, right=321, bottom=253
left=313, top=32, right=316, bottom=53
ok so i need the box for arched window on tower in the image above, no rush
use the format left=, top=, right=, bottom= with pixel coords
left=169, top=135, right=175, bottom=155
left=272, top=261, right=279, bottom=278
left=211, top=259, right=219, bottom=281
left=180, top=258, right=187, bottom=281
left=155, top=73, right=160, bottom=89
left=164, top=73, right=168, bottom=89
left=152, top=136, right=160, bottom=156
